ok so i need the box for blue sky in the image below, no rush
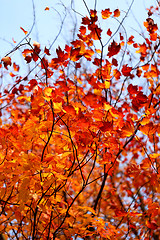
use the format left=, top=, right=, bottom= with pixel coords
left=0, top=0, right=157, bottom=64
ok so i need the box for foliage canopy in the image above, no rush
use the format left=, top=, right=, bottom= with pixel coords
left=0, top=1, right=160, bottom=239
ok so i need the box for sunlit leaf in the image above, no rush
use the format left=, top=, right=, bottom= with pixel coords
left=121, top=121, right=134, bottom=137
left=101, top=9, right=112, bottom=19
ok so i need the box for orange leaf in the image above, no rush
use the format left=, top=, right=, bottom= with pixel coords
left=113, top=69, right=121, bottom=80
left=1, top=56, right=12, bottom=69
left=101, top=9, right=112, bottom=19
left=140, top=122, right=156, bottom=136
left=150, top=32, right=157, bottom=41
left=90, top=26, right=102, bottom=40
left=22, top=49, right=33, bottom=57
left=20, top=27, right=28, bottom=35
left=114, top=9, right=120, bottom=17
left=13, top=62, right=20, bottom=72
left=9, top=72, right=16, bottom=77
left=146, top=220, right=158, bottom=230
left=63, top=105, right=76, bottom=116
left=121, top=121, right=134, bottom=137
left=12, top=37, right=16, bottom=43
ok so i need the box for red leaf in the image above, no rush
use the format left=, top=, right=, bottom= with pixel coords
left=150, top=32, right=157, bottom=41
left=128, top=36, right=134, bottom=45
left=119, top=33, right=124, bottom=41
left=121, top=64, right=132, bottom=76
left=82, top=16, right=90, bottom=25
left=107, top=41, right=121, bottom=58
left=12, top=87, right=18, bottom=94
left=121, top=121, right=134, bottom=137
left=90, top=9, right=98, bottom=22
left=89, top=25, right=102, bottom=40
left=41, top=57, right=48, bottom=69
left=107, top=28, right=112, bottom=36
left=44, top=47, right=51, bottom=55
left=79, top=26, right=86, bottom=35
left=29, top=79, right=37, bottom=90
left=32, top=53, right=39, bottom=62
left=144, top=18, right=158, bottom=34
left=112, top=58, right=118, bottom=66
left=56, top=46, right=68, bottom=63
left=113, top=69, right=121, bottom=80
left=65, top=45, right=72, bottom=53
left=18, top=84, right=24, bottom=93
left=93, top=58, right=101, bottom=66
left=1, top=56, right=12, bottom=69
left=76, top=62, right=81, bottom=68
left=25, top=55, right=32, bottom=63
left=100, top=122, right=112, bottom=132
left=136, top=92, right=148, bottom=103
left=127, top=84, right=138, bottom=95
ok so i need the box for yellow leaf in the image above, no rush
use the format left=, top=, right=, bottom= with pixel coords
left=44, top=87, right=53, bottom=96
left=17, top=96, right=31, bottom=102
left=96, top=49, right=101, bottom=53
left=141, top=117, right=150, bottom=125
left=104, top=103, right=112, bottom=111
left=94, top=89, right=102, bottom=96
left=105, top=80, right=110, bottom=89
left=149, top=153, right=160, bottom=158
left=53, top=102, right=62, bottom=113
